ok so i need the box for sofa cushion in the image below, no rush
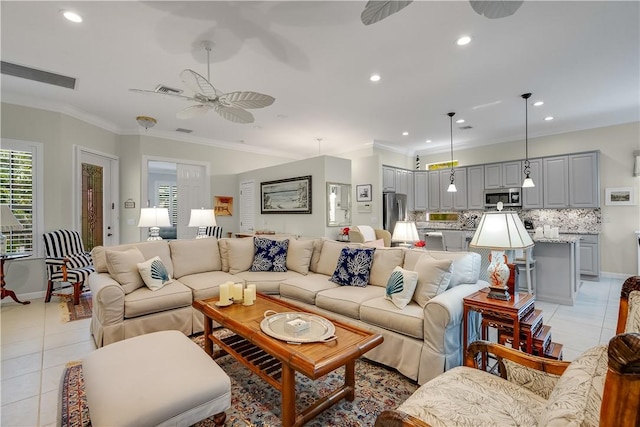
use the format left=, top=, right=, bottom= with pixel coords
left=286, top=239, right=314, bottom=275
left=105, top=247, right=146, bottom=294
left=233, top=270, right=303, bottom=294
left=315, top=240, right=361, bottom=276
left=330, top=247, right=375, bottom=287
left=279, top=273, right=338, bottom=305
left=412, top=255, right=453, bottom=307
left=360, top=297, right=424, bottom=339
left=137, top=256, right=173, bottom=291
left=385, top=266, right=419, bottom=309
left=227, top=237, right=255, bottom=274
left=123, top=280, right=193, bottom=318
left=250, top=237, right=289, bottom=272
left=428, top=250, right=480, bottom=288
left=315, top=285, right=385, bottom=319
left=309, top=238, right=325, bottom=273
left=538, top=345, right=608, bottom=427
left=178, top=271, right=239, bottom=301
left=397, top=366, right=547, bottom=426
left=93, top=241, right=173, bottom=276
left=169, top=238, right=221, bottom=278
left=402, top=248, right=428, bottom=271
left=369, top=247, right=405, bottom=287
left=218, top=239, right=230, bottom=272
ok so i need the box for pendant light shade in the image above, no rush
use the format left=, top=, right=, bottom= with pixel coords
left=521, top=93, right=535, bottom=188
left=447, top=112, right=457, bottom=192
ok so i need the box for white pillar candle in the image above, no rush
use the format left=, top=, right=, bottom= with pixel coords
left=243, top=287, right=255, bottom=305
left=219, top=283, right=230, bottom=304
left=247, top=283, right=256, bottom=293
left=233, top=283, right=244, bottom=301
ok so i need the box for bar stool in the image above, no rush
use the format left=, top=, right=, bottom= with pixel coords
left=515, top=247, right=536, bottom=294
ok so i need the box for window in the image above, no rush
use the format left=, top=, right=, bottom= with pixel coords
left=0, top=139, right=43, bottom=255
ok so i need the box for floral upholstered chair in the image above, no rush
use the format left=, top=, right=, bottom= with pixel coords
left=375, top=276, right=640, bottom=427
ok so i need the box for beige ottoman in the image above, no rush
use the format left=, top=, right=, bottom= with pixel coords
left=83, top=330, right=231, bottom=426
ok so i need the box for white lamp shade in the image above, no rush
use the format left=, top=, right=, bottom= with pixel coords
left=137, top=207, right=171, bottom=227
left=0, top=205, right=23, bottom=231
left=469, top=211, right=533, bottom=250
left=447, top=183, right=457, bottom=192
left=522, top=177, right=535, bottom=188
left=188, top=208, right=217, bottom=227
left=392, top=221, right=420, bottom=242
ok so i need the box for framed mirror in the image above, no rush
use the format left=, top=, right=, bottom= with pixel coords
left=326, top=182, right=351, bottom=227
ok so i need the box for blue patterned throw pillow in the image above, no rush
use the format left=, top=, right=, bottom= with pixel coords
left=330, top=247, right=375, bottom=287
left=137, top=256, right=173, bottom=291
left=250, top=237, right=289, bottom=272
left=385, top=266, right=419, bottom=309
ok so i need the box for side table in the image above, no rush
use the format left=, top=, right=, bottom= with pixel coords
left=463, top=288, right=535, bottom=358
left=1, top=252, right=32, bottom=305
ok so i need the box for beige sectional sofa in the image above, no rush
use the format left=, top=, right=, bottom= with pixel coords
left=88, top=236, right=487, bottom=384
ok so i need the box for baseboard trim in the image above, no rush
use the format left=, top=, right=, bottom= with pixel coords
left=0, top=290, right=46, bottom=305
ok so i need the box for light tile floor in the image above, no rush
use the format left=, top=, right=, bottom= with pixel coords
left=0, top=277, right=625, bottom=426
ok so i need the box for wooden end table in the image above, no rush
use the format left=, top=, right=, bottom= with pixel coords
left=463, top=288, right=535, bottom=363
left=193, top=293, right=383, bottom=427
left=0, top=253, right=32, bottom=305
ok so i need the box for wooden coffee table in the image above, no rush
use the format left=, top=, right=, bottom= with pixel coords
left=193, top=293, right=383, bottom=427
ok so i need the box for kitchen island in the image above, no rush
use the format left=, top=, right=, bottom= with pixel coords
left=533, top=234, right=581, bottom=305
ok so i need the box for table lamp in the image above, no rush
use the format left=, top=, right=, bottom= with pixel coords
left=469, top=210, right=533, bottom=300
left=392, top=221, right=419, bottom=248
left=188, top=208, right=217, bottom=239
left=137, top=207, right=171, bottom=240
left=0, top=205, right=23, bottom=255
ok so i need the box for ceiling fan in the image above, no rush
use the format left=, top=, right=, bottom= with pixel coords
left=130, top=42, right=275, bottom=124
left=361, top=0, right=524, bottom=25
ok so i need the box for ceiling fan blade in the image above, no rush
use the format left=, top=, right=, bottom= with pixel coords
left=469, top=0, right=524, bottom=19
left=176, top=104, right=211, bottom=119
left=361, top=1, right=413, bottom=25
left=129, top=88, right=196, bottom=102
left=179, top=69, right=222, bottom=98
left=220, top=91, right=276, bottom=109
left=214, top=105, right=255, bottom=124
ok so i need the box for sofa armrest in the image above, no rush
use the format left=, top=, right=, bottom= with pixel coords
left=348, top=229, right=365, bottom=243
left=374, top=229, right=392, bottom=247
left=423, top=283, right=485, bottom=341
left=88, top=272, right=125, bottom=325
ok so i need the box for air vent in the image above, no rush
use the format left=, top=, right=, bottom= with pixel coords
left=459, top=125, right=473, bottom=130
left=154, top=84, right=183, bottom=95
left=175, top=128, right=192, bottom=133
left=1, top=61, right=76, bottom=89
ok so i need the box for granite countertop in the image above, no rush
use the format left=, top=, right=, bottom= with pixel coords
left=531, top=234, right=582, bottom=244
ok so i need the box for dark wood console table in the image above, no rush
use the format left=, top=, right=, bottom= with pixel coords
left=1, top=252, right=31, bottom=305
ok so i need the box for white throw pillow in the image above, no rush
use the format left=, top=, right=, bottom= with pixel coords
left=286, top=238, right=314, bottom=275
left=363, top=238, right=385, bottom=248
left=105, top=247, right=146, bottom=294
left=385, top=266, right=419, bottom=309
left=412, top=255, right=453, bottom=307
left=137, top=256, right=173, bottom=291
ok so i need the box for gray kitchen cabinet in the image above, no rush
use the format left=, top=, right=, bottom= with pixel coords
left=579, top=234, right=600, bottom=279
left=439, top=169, right=454, bottom=210
left=382, top=166, right=396, bottom=192
left=428, top=170, right=440, bottom=210
left=484, top=161, right=522, bottom=189
left=569, top=152, right=600, bottom=208
left=406, top=170, right=414, bottom=210
left=467, top=165, right=485, bottom=209
left=452, top=167, right=468, bottom=210
left=543, top=156, right=570, bottom=208
left=522, top=158, right=543, bottom=209
left=394, top=168, right=411, bottom=196
left=413, top=171, right=428, bottom=210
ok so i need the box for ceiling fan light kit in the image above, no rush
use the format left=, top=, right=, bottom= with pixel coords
left=447, top=112, right=457, bottom=193
left=521, top=92, right=535, bottom=188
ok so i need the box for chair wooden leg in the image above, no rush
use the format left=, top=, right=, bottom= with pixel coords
left=73, top=282, right=81, bottom=305
left=212, top=412, right=226, bottom=426
left=45, top=280, right=54, bottom=303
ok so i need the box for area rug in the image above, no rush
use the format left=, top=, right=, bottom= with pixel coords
left=59, top=293, right=92, bottom=322
left=61, top=333, right=418, bottom=427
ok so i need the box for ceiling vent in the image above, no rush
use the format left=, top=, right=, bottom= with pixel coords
left=154, top=84, right=183, bottom=95
left=459, top=125, right=473, bottom=130
left=1, top=61, right=76, bottom=89
left=175, top=128, right=192, bottom=133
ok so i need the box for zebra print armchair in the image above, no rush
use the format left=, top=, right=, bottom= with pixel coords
left=43, top=230, right=94, bottom=305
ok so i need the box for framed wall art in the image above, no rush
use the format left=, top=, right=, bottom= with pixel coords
left=214, top=196, right=233, bottom=216
left=356, top=184, right=372, bottom=202
left=261, top=175, right=312, bottom=214
left=605, top=187, right=636, bottom=206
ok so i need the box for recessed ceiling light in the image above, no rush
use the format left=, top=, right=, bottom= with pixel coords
left=402, top=131, right=409, bottom=136
left=456, top=119, right=465, bottom=124
left=61, top=10, right=82, bottom=23
left=426, top=139, right=432, bottom=143
left=369, top=74, right=381, bottom=82
left=534, top=101, right=544, bottom=107
left=544, top=116, right=554, bottom=121
left=457, top=36, right=471, bottom=46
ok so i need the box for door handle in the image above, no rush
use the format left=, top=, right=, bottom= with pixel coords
left=107, top=233, right=113, bottom=237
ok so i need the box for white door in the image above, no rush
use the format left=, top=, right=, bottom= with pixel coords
left=239, top=180, right=255, bottom=233
left=176, top=164, right=208, bottom=239
left=76, top=148, right=119, bottom=248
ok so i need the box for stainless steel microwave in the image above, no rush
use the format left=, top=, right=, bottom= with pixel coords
left=484, top=188, right=522, bottom=208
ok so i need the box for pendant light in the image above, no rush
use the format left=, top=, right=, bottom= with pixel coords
left=447, top=112, right=457, bottom=192
left=521, top=93, right=535, bottom=188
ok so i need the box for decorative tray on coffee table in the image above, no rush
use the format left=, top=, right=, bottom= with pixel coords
left=260, top=311, right=336, bottom=343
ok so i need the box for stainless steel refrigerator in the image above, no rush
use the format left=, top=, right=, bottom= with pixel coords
left=382, top=192, right=407, bottom=233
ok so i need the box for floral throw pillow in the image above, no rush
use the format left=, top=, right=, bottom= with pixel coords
left=330, top=247, right=375, bottom=287
left=250, top=237, right=289, bottom=272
